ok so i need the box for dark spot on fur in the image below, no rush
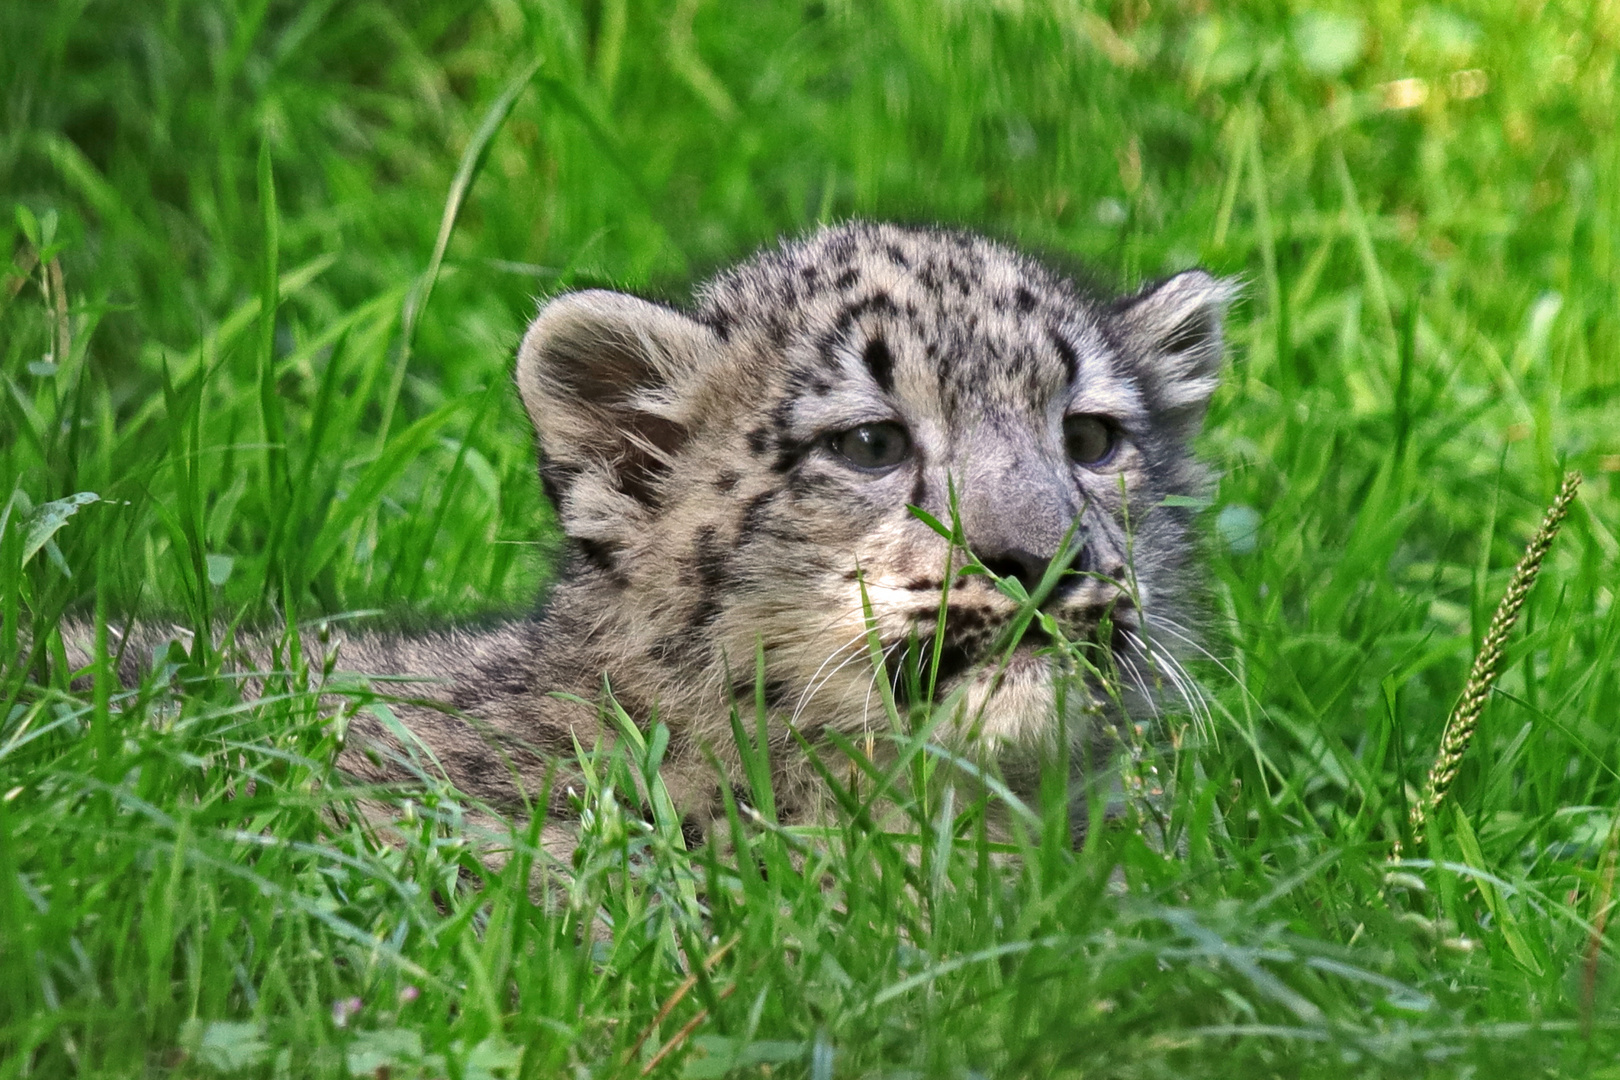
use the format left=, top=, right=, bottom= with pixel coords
left=684, top=526, right=729, bottom=631
left=576, top=538, right=625, bottom=583
left=835, top=267, right=860, bottom=290
left=810, top=329, right=845, bottom=371
left=715, top=469, right=740, bottom=493
left=769, top=397, right=796, bottom=433
left=1015, top=286, right=1037, bottom=313
left=772, top=437, right=814, bottom=475
left=707, top=310, right=732, bottom=343
left=918, top=261, right=941, bottom=294
left=737, top=489, right=778, bottom=543
left=930, top=640, right=975, bottom=682
left=831, top=292, right=899, bottom=341
left=468, top=657, right=533, bottom=697
left=648, top=634, right=681, bottom=662
left=785, top=366, right=819, bottom=394
left=862, top=337, right=895, bottom=393
left=826, top=230, right=858, bottom=264
left=943, top=605, right=989, bottom=632
left=685, top=596, right=722, bottom=635
left=694, top=526, right=727, bottom=589
left=785, top=468, right=842, bottom=497
left=884, top=243, right=910, bottom=268
left=747, top=427, right=772, bottom=455
left=1048, top=326, right=1079, bottom=385
left=501, top=721, right=581, bottom=759
left=727, top=678, right=792, bottom=710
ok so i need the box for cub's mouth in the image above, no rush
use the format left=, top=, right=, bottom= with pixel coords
left=873, top=584, right=1142, bottom=714
left=883, top=621, right=1085, bottom=709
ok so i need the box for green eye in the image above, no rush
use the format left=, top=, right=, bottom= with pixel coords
left=829, top=422, right=911, bottom=471
left=1064, top=414, right=1117, bottom=466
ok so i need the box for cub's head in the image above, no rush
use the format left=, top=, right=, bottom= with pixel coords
left=517, top=222, right=1234, bottom=759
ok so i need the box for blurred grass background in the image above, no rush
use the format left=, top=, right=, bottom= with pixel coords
left=3, top=0, right=1620, bottom=1076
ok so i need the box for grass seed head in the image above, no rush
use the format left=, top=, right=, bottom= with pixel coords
left=1403, top=471, right=1583, bottom=852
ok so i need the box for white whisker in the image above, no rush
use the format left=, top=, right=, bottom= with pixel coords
left=1147, top=642, right=1213, bottom=741
left=1141, top=613, right=1237, bottom=682
left=790, top=629, right=879, bottom=727
left=858, top=638, right=909, bottom=738
left=1116, top=649, right=1160, bottom=721
left=1121, top=626, right=1207, bottom=740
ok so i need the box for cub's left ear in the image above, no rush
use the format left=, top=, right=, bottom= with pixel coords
left=1113, top=269, right=1240, bottom=433
left=516, top=290, right=721, bottom=544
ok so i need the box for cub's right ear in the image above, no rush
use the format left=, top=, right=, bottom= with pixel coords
left=1112, top=270, right=1240, bottom=438
left=516, top=291, right=720, bottom=541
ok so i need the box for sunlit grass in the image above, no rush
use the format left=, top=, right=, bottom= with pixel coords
left=3, top=0, right=1620, bottom=1075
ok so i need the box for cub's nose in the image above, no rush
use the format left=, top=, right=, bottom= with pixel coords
left=977, top=546, right=1051, bottom=592
left=974, top=540, right=1093, bottom=597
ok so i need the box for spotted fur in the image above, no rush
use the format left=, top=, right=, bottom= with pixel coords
left=90, top=223, right=1237, bottom=845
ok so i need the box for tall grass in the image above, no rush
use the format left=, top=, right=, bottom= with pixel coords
left=3, top=0, right=1619, bottom=1075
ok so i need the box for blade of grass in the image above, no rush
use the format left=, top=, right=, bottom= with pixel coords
left=375, top=54, right=546, bottom=451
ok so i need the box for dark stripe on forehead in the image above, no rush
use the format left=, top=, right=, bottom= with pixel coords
left=833, top=290, right=897, bottom=333
left=1048, top=326, right=1079, bottom=386
left=805, top=291, right=905, bottom=382
left=862, top=338, right=894, bottom=393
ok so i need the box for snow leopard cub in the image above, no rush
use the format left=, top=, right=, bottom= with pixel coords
left=314, top=221, right=1236, bottom=846
left=90, top=222, right=1232, bottom=847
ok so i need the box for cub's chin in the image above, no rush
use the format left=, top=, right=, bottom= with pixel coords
left=934, top=644, right=1110, bottom=756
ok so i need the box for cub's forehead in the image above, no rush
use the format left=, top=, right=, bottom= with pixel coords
left=694, top=223, right=1131, bottom=420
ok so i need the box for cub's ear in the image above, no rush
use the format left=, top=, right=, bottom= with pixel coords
left=1112, top=270, right=1240, bottom=434
left=516, top=290, right=719, bottom=536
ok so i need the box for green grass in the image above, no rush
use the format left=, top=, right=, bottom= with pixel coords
left=4, top=0, right=1620, bottom=1075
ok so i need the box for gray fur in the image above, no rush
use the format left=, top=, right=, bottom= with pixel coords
left=81, top=223, right=1237, bottom=842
